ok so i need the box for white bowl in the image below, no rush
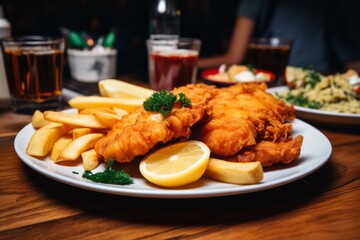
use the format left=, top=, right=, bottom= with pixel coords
left=67, top=48, right=117, bottom=82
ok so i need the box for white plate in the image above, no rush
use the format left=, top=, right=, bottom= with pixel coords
left=268, top=86, right=360, bottom=125
left=14, top=119, right=331, bottom=199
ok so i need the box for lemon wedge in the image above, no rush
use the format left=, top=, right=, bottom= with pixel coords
left=98, top=79, right=155, bottom=99
left=139, top=141, right=210, bottom=188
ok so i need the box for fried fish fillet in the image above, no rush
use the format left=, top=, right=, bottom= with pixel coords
left=197, top=82, right=303, bottom=167
left=95, top=84, right=214, bottom=163
left=236, top=135, right=304, bottom=167
left=95, top=82, right=303, bottom=167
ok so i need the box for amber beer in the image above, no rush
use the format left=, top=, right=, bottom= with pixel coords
left=246, top=38, right=292, bottom=85
left=1, top=36, right=64, bottom=113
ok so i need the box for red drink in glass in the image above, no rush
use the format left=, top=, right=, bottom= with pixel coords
left=147, top=38, right=201, bottom=91
left=149, top=50, right=198, bottom=91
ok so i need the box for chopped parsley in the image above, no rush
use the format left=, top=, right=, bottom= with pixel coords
left=304, top=67, right=321, bottom=88
left=278, top=93, right=321, bottom=109
left=82, top=159, right=134, bottom=185
left=143, top=90, right=192, bottom=116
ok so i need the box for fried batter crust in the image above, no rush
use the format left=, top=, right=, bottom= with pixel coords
left=95, top=84, right=214, bottom=163
left=197, top=83, right=302, bottom=166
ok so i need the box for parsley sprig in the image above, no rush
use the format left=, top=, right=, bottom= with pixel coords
left=178, top=93, right=191, bottom=107
left=82, top=159, right=134, bottom=185
left=143, top=90, right=192, bottom=116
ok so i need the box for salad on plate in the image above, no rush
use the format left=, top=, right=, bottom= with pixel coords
left=276, top=66, right=360, bottom=114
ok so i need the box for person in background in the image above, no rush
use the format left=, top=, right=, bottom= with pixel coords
left=198, top=0, right=360, bottom=74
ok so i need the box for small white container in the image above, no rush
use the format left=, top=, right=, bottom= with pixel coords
left=67, top=48, right=117, bottom=82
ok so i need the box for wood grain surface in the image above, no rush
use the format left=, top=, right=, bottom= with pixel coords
left=0, top=110, right=359, bottom=240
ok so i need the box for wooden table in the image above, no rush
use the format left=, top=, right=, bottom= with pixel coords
left=1, top=102, right=359, bottom=239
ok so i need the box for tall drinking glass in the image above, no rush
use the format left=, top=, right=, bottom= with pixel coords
left=1, top=36, right=65, bottom=114
left=147, top=38, right=201, bottom=91
left=245, top=38, right=292, bottom=85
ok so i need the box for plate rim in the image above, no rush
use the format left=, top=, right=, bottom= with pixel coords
left=14, top=118, right=332, bottom=199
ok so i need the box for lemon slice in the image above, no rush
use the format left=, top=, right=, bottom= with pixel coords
left=139, top=141, right=210, bottom=187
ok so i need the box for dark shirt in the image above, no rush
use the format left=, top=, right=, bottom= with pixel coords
left=237, top=0, right=360, bottom=73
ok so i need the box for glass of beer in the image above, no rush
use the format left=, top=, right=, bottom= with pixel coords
left=0, top=36, right=65, bottom=114
left=147, top=38, right=201, bottom=91
left=245, top=38, right=292, bottom=86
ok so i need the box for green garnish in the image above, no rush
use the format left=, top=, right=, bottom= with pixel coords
left=277, top=93, right=321, bottom=109
left=143, top=90, right=192, bottom=116
left=178, top=93, right=191, bottom=107
left=247, top=64, right=255, bottom=74
left=304, top=67, right=321, bottom=88
left=82, top=159, right=134, bottom=185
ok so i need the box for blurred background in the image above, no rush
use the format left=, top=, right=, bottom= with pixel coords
left=2, top=0, right=240, bottom=81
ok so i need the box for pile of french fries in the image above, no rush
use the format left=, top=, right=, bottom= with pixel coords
left=26, top=80, right=155, bottom=170
left=26, top=79, right=263, bottom=185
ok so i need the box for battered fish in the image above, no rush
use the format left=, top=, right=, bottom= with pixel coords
left=95, top=84, right=214, bottom=163
left=96, top=82, right=303, bottom=167
left=196, top=82, right=303, bottom=166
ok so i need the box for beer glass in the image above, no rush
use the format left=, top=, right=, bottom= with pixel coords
left=246, top=38, right=292, bottom=85
left=1, top=36, right=65, bottom=114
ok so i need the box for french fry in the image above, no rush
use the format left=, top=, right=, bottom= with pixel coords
left=44, top=111, right=111, bottom=129
left=57, top=133, right=105, bottom=162
left=40, top=122, right=64, bottom=129
left=112, top=108, right=129, bottom=117
left=81, top=149, right=101, bottom=170
left=71, top=128, right=92, bottom=140
left=204, top=158, right=263, bottom=185
left=32, top=110, right=50, bottom=129
left=26, top=123, right=70, bottom=157
left=68, top=96, right=143, bottom=113
left=79, top=107, right=115, bottom=115
left=98, top=79, right=155, bottom=99
left=93, top=111, right=122, bottom=126
left=50, top=134, right=72, bottom=161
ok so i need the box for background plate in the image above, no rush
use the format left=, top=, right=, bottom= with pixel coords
left=201, top=68, right=275, bottom=86
left=268, top=86, right=360, bottom=125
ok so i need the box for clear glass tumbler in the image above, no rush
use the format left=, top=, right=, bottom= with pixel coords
left=147, top=38, right=201, bottom=91
left=1, top=36, right=65, bottom=114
